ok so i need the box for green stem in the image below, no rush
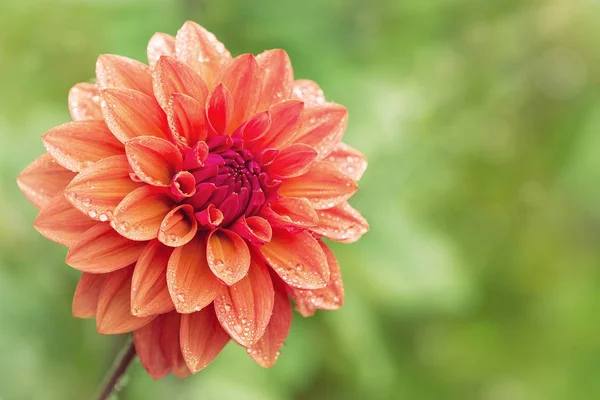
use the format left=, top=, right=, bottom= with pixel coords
left=95, top=339, right=136, bottom=400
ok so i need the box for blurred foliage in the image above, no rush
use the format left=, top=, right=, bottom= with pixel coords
left=2, top=0, right=600, bottom=399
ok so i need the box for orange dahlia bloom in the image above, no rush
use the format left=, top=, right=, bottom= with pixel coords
left=17, top=21, right=368, bottom=378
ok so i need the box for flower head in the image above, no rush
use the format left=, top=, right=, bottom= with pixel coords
left=18, top=21, right=368, bottom=377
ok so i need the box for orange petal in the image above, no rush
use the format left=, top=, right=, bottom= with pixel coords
left=166, top=234, right=223, bottom=313
left=72, top=272, right=106, bottom=318
left=217, top=54, right=261, bottom=133
left=313, top=202, right=369, bottom=243
left=153, top=56, right=208, bottom=110
left=213, top=255, right=274, bottom=347
left=160, top=312, right=191, bottom=378
left=167, top=93, right=208, bottom=147
left=101, top=88, right=169, bottom=143
left=256, top=49, right=293, bottom=110
left=291, top=241, right=344, bottom=317
left=234, top=110, right=271, bottom=142
left=268, top=143, right=317, bottom=178
left=292, top=103, right=347, bottom=158
left=17, top=153, right=76, bottom=210
left=111, top=186, right=175, bottom=241
left=229, top=215, right=272, bottom=247
left=262, top=197, right=318, bottom=229
left=247, top=276, right=292, bottom=367
left=254, top=100, right=304, bottom=150
left=34, top=193, right=97, bottom=247
left=96, top=54, right=154, bottom=97
left=131, top=241, right=175, bottom=317
left=207, top=229, right=251, bottom=286
left=42, top=120, right=124, bottom=172
left=325, top=142, right=367, bottom=181
left=66, top=224, right=146, bottom=273
left=279, top=161, right=358, bottom=210
left=96, top=266, right=155, bottom=334
left=69, top=83, right=103, bottom=121
left=158, top=204, right=198, bottom=247
left=147, top=32, right=176, bottom=68
left=64, top=155, right=143, bottom=221
left=180, top=304, right=230, bottom=373
left=125, top=136, right=183, bottom=186
left=291, top=79, right=326, bottom=106
left=206, top=83, right=233, bottom=136
left=260, top=228, right=329, bottom=289
left=175, top=21, right=232, bottom=87
left=133, top=316, right=171, bottom=379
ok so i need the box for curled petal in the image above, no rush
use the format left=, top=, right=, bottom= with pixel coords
left=292, top=79, right=326, bottom=106
left=125, top=136, right=183, bottom=186
left=175, top=21, right=232, bottom=86
left=158, top=204, right=198, bottom=247
left=206, top=83, right=233, bottom=136
left=214, top=256, right=274, bottom=347
left=167, top=234, right=223, bottom=313
left=195, top=204, right=224, bottom=230
left=69, top=83, right=103, bottom=121
left=64, top=155, right=143, bottom=221
left=262, top=197, right=319, bottom=229
left=325, top=142, right=367, bottom=181
left=180, top=305, right=230, bottom=373
left=279, top=161, right=358, bottom=210
left=153, top=56, right=208, bottom=110
left=254, top=100, right=304, bottom=150
left=170, top=171, right=196, bottom=200
left=42, top=120, right=124, bottom=172
left=96, top=54, right=154, bottom=97
left=72, top=272, right=105, bottom=318
left=293, top=103, right=348, bottom=159
left=147, top=32, right=176, bottom=68
left=229, top=215, right=272, bottom=247
left=34, top=193, right=97, bottom=247
left=256, top=49, right=293, bottom=110
left=260, top=228, right=329, bottom=289
left=66, top=224, right=146, bottom=273
left=17, top=153, right=76, bottom=210
left=234, top=110, right=271, bottom=142
left=207, top=229, right=251, bottom=286
left=111, top=186, right=175, bottom=241
left=131, top=241, right=175, bottom=317
left=313, top=202, right=369, bottom=243
left=268, top=143, right=317, bottom=178
left=96, top=266, right=155, bottom=334
left=247, top=276, right=292, bottom=367
left=167, top=93, right=208, bottom=147
left=101, top=88, right=169, bottom=143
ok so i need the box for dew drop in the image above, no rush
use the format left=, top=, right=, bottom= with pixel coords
left=213, top=259, right=225, bottom=272
left=98, top=213, right=108, bottom=222
left=194, top=305, right=201, bottom=311
left=88, top=210, right=97, bottom=218
left=224, top=304, right=232, bottom=312
left=82, top=198, right=91, bottom=207
left=177, top=293, right=185, bottom=303
left=234, top=324, right=243, bottom=334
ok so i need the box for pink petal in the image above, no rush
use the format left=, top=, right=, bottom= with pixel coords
left=253, top=100, right=304, bottom=150
left=312, top=202, right=369, bottom=243
left=206, top=83, right=234, bottom=136
left=325, top=142, right=367, bottom=181
left=66, top=224, right=146, bottom=273
left=229, top=215, right=273, bottom=247
left=261, top=196, right=318, bottom=229
left=147, top=33, right=176, bottom=68
left=256, top=49, right=293, bottom=110
left=96, top=54, right=154, bottom=97
left=167, top=93, right=208, bottom=147
left=72, top=272, right=106, bottom=318
left=292, top=103, right=348, bottom=159
left=158, top=204, right=198, bottom=247
left=153, top=56, right=208, bottom=111
left=68, top=83, right=103, bottom=121
left=206, top=229, right=251, bottom=286
left=291, top=79, right=326, bottom=106
left=166, top=234, right=223, bottom=313
left=125, top=136, right=183, bottom=186
left=268, top=143, right=317, bottom=178
left=131, top=240, right=175, bottom=317
left=259, top=228, right=329, bottom=289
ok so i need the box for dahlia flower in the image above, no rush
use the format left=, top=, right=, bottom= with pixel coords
left=17, top=21, right=368, bottom=379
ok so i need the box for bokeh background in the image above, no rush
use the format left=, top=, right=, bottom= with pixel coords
left=2, top=0, right=600, bottom=399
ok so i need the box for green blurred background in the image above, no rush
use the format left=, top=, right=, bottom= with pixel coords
left=2, top=0, right=600, bottom=399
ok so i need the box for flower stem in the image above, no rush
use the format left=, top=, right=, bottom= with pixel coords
left=96, top=339, right=136, bottom=400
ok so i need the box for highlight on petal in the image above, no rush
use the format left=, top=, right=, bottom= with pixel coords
left=256, top=49, right=293, bottom=110
left=166, top=234, right=223, bottom=313
left=153, top=56, right=208, bottom=110
left=175, top=21, right=232, bottom=86
left=217, top=54, right=261, bottom=133
left=260, top=228, right=329, bottom=289
left=313, top=202, right=369, bottom=243
left=158, top=204, right=198, bottom=247
left=167, top=93, right=208, bottom=147
left=125, top=136, right=183, bottom=186
left=96, top=266, right=155, bottom=334
left=229, top=215, right=272, bottom=247
left=254, top=100, right=304, bottom=150
left=96, top=54, right=154, bottom=97
left=17, top=153, right=76, bottom=210
left=180, top=304, right=230, bottom=373
left=325, top=142, right=368, bottom=181
left=261, top=196, right=319, bottom=229
left=111, top=186, right=176, bottom=241
left=147, top=33, right=176, bottom=68
left=291, top=241, right=344, bottom=317
left=293, top=103, right=348, bottom=158
left=278, top=161, right=358, bottom=210
left=72, top=272, right=106, bottom=318
left=131, top=240, right=175, bottom=317
left=34, top=193, right=97, bottom=247
left=206, top=229, right=251, bottom=286
left=101, top=88, right=169, bottom=143
left=292, top=79, right=326, bottom=106
left=66, top=224, right=147, bottom=273
left=69, top=83, right=103, bottom=121
left=64, top=155, right=143, bottom=221
left=42, top=120, right=124, bottom=172
left=268, top=143, right=318, bottom=178
left=247, top=275, right=292, bottom=368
